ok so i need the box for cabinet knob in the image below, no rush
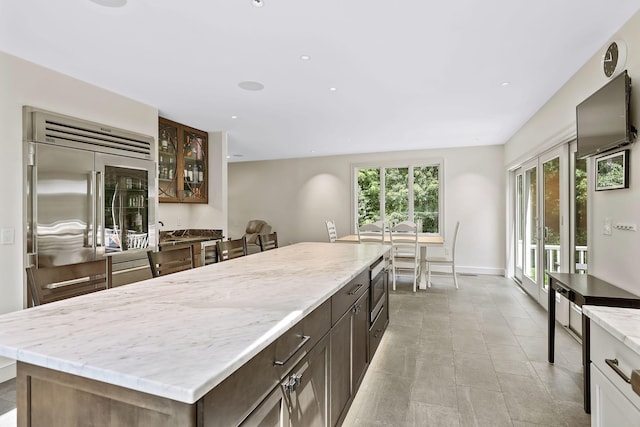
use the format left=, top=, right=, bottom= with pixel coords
left=284, top=373, right=303, bottom=393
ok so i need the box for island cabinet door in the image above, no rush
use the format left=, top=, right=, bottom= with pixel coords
left=330, top=291, right=369, bottom=427
left=239, top=334, right=329, bottom=427
left=286, top=333, right=330, bottom=427
left=239, top=385, right=290, bottom=427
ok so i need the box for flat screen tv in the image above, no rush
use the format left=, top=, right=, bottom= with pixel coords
left=576, top=70, right=635, bottom=159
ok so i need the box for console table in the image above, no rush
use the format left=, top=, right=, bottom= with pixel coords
left=547, top=272, right=640, bottom=413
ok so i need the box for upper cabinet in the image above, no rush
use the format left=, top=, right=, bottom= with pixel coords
left=158, top=117, right=208, bottom=204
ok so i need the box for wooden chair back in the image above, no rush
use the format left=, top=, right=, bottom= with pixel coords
left=147, top=246, right=195, bottom=278
left=217, top=237, right=247, bottom=262
left=325, top=220, right=337, bottom=243
left=258, top=232, right=278, bottom=251
left=357, top=221, right=385, bottom=243
left=26, top=258, right=112, bottom=306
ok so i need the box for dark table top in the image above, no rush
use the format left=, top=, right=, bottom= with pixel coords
left=548, top=272, right=640, bottom=301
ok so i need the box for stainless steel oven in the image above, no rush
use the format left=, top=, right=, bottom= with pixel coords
left=370, top=257, right=386, bottom=323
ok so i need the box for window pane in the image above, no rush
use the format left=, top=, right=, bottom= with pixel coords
left=575, top=155, right=588, bottom=273
left=413, top=165, right=439, bottom=233
left=357, top=168, right=380, bottom=226
left=385, top=167, right=409, bottom=225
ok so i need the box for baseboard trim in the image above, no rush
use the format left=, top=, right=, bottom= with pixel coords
left=427, top=265, right=505, bottom=276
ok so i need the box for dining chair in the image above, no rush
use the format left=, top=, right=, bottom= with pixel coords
left=26, top=258, right=112, bottom=306
left=389, top=221, right=420, bottom=292
left=258, top=232, right=278, bottom=251
left=357, top=221, right=385, bottom=243
left=217, top=237, right=248, bottom=262
left=325, top=220, right=337, bottom=243
left=147, top=246, right=195, bottom=278
left=426, top=221, right=460, bottom=289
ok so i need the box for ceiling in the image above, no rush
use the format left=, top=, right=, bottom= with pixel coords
left=1, top=1, right=639, bottom=162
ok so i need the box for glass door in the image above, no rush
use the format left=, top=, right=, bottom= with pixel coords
left=514, top=170, right=524, bottom=283
left=96, top=154, right=155, bottom=255
left=158, top=121, right=178, bottom=200
left=515, top=147, right=567, bottom=308
left=520, top=159, right=539, bottom=299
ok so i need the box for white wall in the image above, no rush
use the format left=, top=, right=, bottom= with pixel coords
left=0, top=51, right=159, bottom=381
left=229, top=144, right=505, bottom=276
left=504, top=10, right=640, bottom=294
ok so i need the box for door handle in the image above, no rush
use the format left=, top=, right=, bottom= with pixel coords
left=96, top=171, right=104, bottom=248
left=274, top=335, right=311, bottom=367
left=605, top=358, right=631, bottom=384
left=348, top=283, right=364, bottom=295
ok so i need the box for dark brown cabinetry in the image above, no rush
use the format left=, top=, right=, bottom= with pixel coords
left=158, top=117, right=208, bottom=203
left=239, top=334, right=329, bottom=427
left=330, top=270, right=370, bottom=427
left=16, top=258, right=387, bottom=427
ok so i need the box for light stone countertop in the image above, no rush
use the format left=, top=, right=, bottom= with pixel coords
left=0, top=242, right=388, bottom=404
left=583, top=305, right=640, bottom=355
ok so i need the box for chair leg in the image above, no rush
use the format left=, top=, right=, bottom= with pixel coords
left=427, top=263, right=432, bottom=288
left=392, top=264, right=396, bottom=291
left=452, top=264, right=459, bottom=289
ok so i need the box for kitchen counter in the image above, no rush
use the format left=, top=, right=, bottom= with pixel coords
left=158, top=228, right=223, bottom=247
left=583, top=305, right=640, bottom=355
left=0, top=242, right=387, bottom=404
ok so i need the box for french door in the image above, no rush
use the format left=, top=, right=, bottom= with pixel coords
left=514, top=147, right=568, bottom=308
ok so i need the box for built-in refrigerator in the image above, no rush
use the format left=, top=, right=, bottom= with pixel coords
left=24, top=107, right=157, bottom=270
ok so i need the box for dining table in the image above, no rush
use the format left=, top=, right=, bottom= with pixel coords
left=335, top=234, right=444, bottom=290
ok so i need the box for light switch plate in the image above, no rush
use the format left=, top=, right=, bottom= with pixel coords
left=603, top=217, right=612, bottom=236
left=1, top=227, right=15, bottom=245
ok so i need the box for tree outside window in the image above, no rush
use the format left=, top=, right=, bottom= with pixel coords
left=356, top=162, right=441, bottom=234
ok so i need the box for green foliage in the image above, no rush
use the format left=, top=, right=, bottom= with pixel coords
left=597, top=158, right=624, bottom=188
left=357, top=165, right=440, bottom=233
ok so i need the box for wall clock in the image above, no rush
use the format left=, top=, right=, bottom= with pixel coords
left=603, top=40, right=627, bottom=78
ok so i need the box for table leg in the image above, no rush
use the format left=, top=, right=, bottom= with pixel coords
left=418, top=246, right=427, bottom=290
left=582, top=313, right=591, bottom=413
left=548, top=284, right=555, bottom=363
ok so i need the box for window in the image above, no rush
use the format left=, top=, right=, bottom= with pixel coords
left=354, top=161, right=442, bottom=234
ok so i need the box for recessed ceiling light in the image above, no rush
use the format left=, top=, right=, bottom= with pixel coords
left=310, top=149, right=316, bottom=153
left=329, top=87, right=337, bottom=92
left=226, top=155, right=231, bottom=159
left=231, top=115, right=238, bottom=119
left=252, top=0, right=264, bottom=7
left=501, top=82, right=510, bottom=87
left=238, top=81, right=265, bottom=91
left=89, top=0, right=127, bottom=7
left=300, top=55, right=311, bottom=61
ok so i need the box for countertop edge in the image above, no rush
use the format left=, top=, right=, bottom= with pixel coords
left=583, top=305, right=640, bottom=356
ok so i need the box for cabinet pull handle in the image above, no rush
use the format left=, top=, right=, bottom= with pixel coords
left=274, top=335, right=311, bottom=367
left=348, top=283, right=364, bottom=295
left=605, top=358, right=631, bottom=384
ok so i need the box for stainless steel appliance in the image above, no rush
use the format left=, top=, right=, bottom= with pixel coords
left=24, top=107, right=156, bottom=269
left=369, top=257, right=386, bottom=323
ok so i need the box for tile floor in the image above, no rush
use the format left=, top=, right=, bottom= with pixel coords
left=342, top=274, right=591, bottom=426
left=0, top=274, right=590, bottom=426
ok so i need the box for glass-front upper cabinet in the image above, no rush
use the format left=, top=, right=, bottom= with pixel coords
left=158, top=117, right=208, bottom=203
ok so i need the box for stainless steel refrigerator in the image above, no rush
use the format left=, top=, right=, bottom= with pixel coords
left=24, top=107, right=157, bottom=269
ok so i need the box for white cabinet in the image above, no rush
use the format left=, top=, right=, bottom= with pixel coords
left=590, top=321, right=640, bottom=426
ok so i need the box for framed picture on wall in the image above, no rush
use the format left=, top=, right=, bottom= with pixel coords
left=595, top=149, right=630, bottom=191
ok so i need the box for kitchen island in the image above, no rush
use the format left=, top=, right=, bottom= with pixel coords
left=0, top=242, right=389, bottom=426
